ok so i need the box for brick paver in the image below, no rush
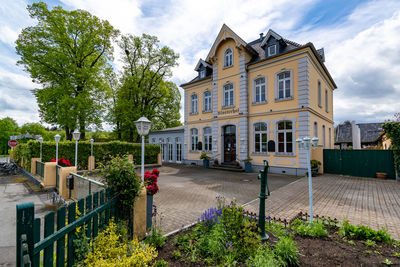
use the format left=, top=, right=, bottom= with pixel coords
left=155, top=165, right=400, bottom=240
left=244, top=174, right=400, bottom=240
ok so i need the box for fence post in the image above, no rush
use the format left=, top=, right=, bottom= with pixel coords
left=16, top=202, right=35, bottom=267
left=133, top=187, right=147, bottom=239
left=43, top=162, right=57, bottom=188
left=30, top=158, right=40, bottom=176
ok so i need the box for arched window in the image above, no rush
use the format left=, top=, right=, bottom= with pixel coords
left=277, top=121, right=293, bottom=153
left=223, top=83, right=234, bottom=107
left=322, top=125, right=326, bottom=148
left=318, top=81, right=322, bottom=107
left=276, top=71, right=292, bottom=100
left=190, top=128, right=198, bottom=151
left=204, top=91, right=212, bottom=112
left=325, top=89, right=329, bottom=112
left=224, top=48, right=233, bottom=67
left=313, top=122, right=318, bottom=138
left=203, top=127, right=212, bottom=152
left=175, top=137, right=182, bottom=162
left=191, top=94, right=198, bottom=114
left=254, top=122, right=267, bottom=153
left=167, top=137, right=173, bottom=161
left=254, top=77, right=266, bottom=103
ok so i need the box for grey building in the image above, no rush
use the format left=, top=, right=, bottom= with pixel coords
left=149, top=126, right=184, bottom=163
left=335, top=122, right=384, bottom=149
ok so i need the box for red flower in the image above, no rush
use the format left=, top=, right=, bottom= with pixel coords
left=51, top=159, right=56, bottom=162
left=152, top=169, right=160, bottom=176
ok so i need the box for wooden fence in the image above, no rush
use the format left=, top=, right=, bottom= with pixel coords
left=16, top=188, right=119, bottom=267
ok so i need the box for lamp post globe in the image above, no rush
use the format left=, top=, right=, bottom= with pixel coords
left=73, top=129, right=80, bottom=169
left=54, top=134, right=61, bottom=162
left=311, top=136, right=319, bottom=147
left=134, top=117, right=152, bottom=183
left=38, top=136, right=43, bottom=162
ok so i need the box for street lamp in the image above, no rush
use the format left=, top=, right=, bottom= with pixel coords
left=134, top=117, right=151, bottom=183
left=73, top=129, right=80, bottom=169
left=54, top=134, right=61, bottom=163
left=296, top=136, right=319, bottom=222
left=90, top=138, right=94, bottom=170
left=38, top=136, right=43, bottom=162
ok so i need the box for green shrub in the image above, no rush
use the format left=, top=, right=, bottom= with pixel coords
left=291, top=219, right=328, bottom=238
left=246, top=244, right=283, bottom=267
left=274, top=236, right=300, bottom=267
left=339, top=220, right=392, bottom=243
left=14, top=140, right=160, bottom=170
left=144, top=227, right=166, bottom=248
left=155, top=259, right=169, bottom=267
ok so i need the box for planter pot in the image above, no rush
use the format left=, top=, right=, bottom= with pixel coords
left=244, top=162, right=252, bottom=173
left=146, top=194, right=153, bottom=230
left=311, top=167, right=319, bottom=177
left=376, top=173, right=387, bottom=179
left=203, top=159, right=209, bottom=168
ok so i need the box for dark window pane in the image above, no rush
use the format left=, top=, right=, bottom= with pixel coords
left=278, top=132, right=284, bottom=142
left=286, top=132, right=292, bottom=142
left=286, top=121, right=292, bottom=129
left=278, top=142, right=284, bottom=152
left=285, top=72, right=290, bottom=78
left=286, top=142, right=293, bottom=152
left=278, top=73, right=284, bottom=79
left=278, top=122, right=284, bottom=130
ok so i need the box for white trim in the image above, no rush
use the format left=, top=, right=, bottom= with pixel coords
left=274, top=117, right=296, bottom=155
left=189, top=128, right=199, bottom=152
left=222, top=82, right=235, bottom=108
left=252, top=121, right=268, bottom=154
left=224, top=47, right=233, bottom=68
left=190, top=93, right=198, bottom=114
left=268, top=44, right=277, bottom=56
left=203, top=126, right=213, bottom=152
left=274, top=69, right=293, bottom=101
left=260, top=29, right=283, bottom=47
left=194, top=58, right=212, bottom=71
left=252, top=75, right=267, bottom=104
left=203, top=90, right=212, bottom=112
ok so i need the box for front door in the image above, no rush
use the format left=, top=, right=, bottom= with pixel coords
left=223, top=125, right=236, bottom=163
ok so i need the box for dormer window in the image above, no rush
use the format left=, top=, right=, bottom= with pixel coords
left=224, top=48, right=233, bottom=67
left=200, top=69, right=206, bottom=78
left=268, top=45, right=277, bottom=56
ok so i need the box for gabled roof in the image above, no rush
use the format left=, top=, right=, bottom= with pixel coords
left=335, top=122, right=384, bottom=143
left=194, top=59, right=212, bottom=71
left=206, top=24, right=257, bottom=62
left=260, top=29, right=284, bottom=47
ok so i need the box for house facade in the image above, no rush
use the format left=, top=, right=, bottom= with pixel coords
left=181, top=24, right=337, bottom=175
left=149, top=126, right=184, bottom=164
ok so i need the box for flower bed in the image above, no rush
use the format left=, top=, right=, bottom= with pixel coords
left=155, top=200, right=400, bottom=266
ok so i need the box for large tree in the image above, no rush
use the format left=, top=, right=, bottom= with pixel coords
left=110, top=34, right=181, bottom=141
left=0, top=117, right=19, bottom=154
left=16, top=2, right=119, bottom=140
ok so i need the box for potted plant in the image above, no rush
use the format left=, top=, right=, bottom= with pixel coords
left=200, top=153, right=211, bottom=168
left=376, top=172, right=387, bottom=179
left=243, top=157, right=253, bottom=173
left=310, top=160, right=321, bottom=176
left=144, top=169, right=160, bottom=230
left=50, top=157, right=72, bottom=167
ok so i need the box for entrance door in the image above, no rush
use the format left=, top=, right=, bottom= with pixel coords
left=223, top=125, right=236, bottom=163
left=176, top=143, right=182, bottom=163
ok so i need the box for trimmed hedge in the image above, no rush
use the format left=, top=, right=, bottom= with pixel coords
left=14, top=140, right=160, bottom=170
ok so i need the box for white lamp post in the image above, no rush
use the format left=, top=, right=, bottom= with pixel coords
left=134, top=117, right=151, bottom=183
left=54, top=134, right=61, bottom=163
left=73, top=129, right=80, bottom=168
left=90, top=138, right=94, bottom=170
left=38, top=136, right=43, bottom=162
left=296, top=136, right=319, bottom=222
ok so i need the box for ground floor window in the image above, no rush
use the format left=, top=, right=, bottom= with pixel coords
left=203, top=127, right=212, bottom=152
left=168, top=143, right=173, bottom=161
left=254, top=122, right=267, bottom=153
left=277, top=120, right=293, bottom=153
left=191, top=128, right=198, bottom=151
left=176, top=142, right=182, bottom=162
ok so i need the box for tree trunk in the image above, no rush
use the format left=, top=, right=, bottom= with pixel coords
left=79, top=116, right=86, bottom=140
left=65, top=127, right=72, bottom=141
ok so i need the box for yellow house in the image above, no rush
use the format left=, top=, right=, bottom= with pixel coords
left=181, top=24, right=337, bottom=175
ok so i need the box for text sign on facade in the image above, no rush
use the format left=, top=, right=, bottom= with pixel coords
left=218, top=108, right=239, bottom=115
left=8, top=140, right=18, bottom=147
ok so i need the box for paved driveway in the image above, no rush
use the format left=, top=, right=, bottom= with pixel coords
left=154, top=164, right=298, bottom=234
left=155, top=164, right=400, bottom=240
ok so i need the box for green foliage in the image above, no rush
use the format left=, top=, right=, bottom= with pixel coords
left=155, top=259, right=169, bottom=267
left=20, top=123, right=46, bottom=136
left=365, top=240, right=376, bottom=247
left=172, top=250, right=182, bottom=260
left=200, top=153, right=211, bottom=160
left=99, top=156, right=142, bottom=207
left=265, top=221, right=290, bottom=238
left=144, top=227, right=166, bottom=249
left=382, top=121, right=400, bottom=172
left=382, top=258, right=393, bottom=265
left=339, top=220, right=392, bottom=243
left=16, top=2, right=119, bottom=139
left=246, top=244, right=282, bottom=267
left=14, top=140, right=160, bottom=170
left=310, top=160, right=321, bottom=169
left=274, top=236, right=300, bottom=267
left=291, top=219, right=328, bottom=238
left=0, top=117, right=19, bottom=154
left=110, top=34, right=181, bottom=141
left=73, top=225, right=90, bottom=263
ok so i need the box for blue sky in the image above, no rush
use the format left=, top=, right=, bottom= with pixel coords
left=0, top=0, right=399, bottom=127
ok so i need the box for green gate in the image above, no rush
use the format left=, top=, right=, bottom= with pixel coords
left=323, top=149, right=396, bottom=179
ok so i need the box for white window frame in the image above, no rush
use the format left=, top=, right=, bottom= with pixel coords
left=190, top=128, right=198, bottom=151
left=191, top=93, right=198, bottom=114
left=325, top=89, right=329, bottom=112
left=223, top=83, right=234, bottom=107
left=254, top=122, right=268, bottom=153
left=160, top=138, right=165, bottom=161
left=175, top=137, right=182, bottom=162
left=224, top=48, right=233, bottom=67
left=275, top=70, right=293, bottom=101
left=203, top=127, right=212, bottom=152
left=203, top=90, right=212, bottom=112
left=253, top=76, right=267, bottom=104
left=318, top=81, right=322, bottom=107
left=276, top=120, right=294, bottom=154
left=200, top=69, right=206, bottom=78
left=268, top=44, right=277, bottom=56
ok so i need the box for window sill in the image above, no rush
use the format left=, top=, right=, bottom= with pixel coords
left=274, top=152, right=296, bottom=157
left=251, top=101, right=268, bottom=106
left=189, top=112, right=198, bottom=115
left=222, top=105, right=235, bottom=109
left=251, top=152, right=269, bottom=156
left=275, top=97, right=293, bottom=103
left=189, top=150, right=199, bottom=153
left=223, top=65, right=233, bottom=70
left=202, top=110, right=212, bottom=114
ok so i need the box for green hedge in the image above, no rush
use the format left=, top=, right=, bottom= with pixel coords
left=14, top=140, right=160, bottom=170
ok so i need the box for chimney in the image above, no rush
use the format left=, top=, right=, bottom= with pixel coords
left=259, top=33, right=264, bottom=40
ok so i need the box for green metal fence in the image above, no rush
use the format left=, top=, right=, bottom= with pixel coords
left=323, top=149, right=396, bottom=179
left=35, top=161, right=44, bottom=179
left=70, top=173, right=106, bottom=200
left=16, top=188, right=119, bottom=267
